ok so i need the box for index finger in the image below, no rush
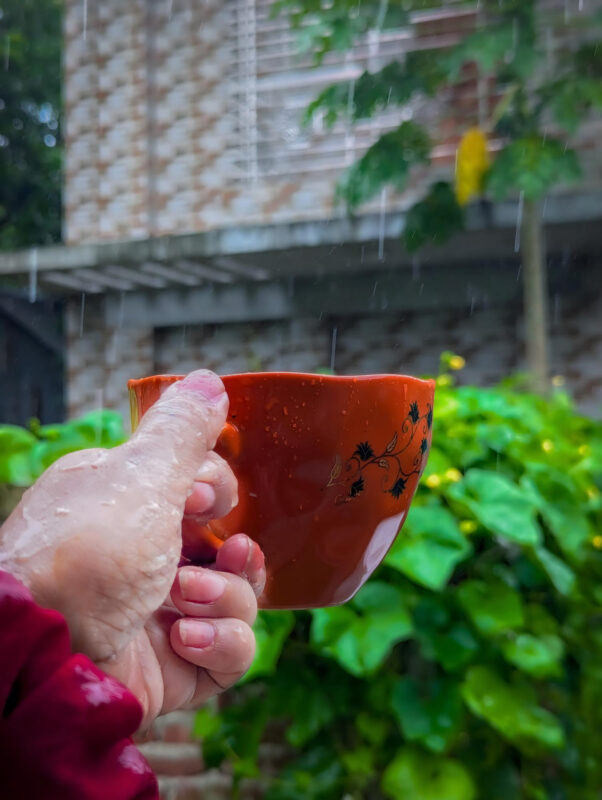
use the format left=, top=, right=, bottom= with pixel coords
left=122, top=370, right=229, bottom=507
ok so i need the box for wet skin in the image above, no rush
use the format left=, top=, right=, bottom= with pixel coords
left=0, top=370, right=265, bottom=728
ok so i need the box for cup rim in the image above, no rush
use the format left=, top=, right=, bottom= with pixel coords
left=127, top=372, right=436, bottom=391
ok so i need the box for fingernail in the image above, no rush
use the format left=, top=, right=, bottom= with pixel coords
left=232, top=534, right=252, bottom=575
left=184, top=482, right=217, bottom=516
left=179, top=619, right=215, bottom=648
left=245, top=541, right=267, bottom=598
left=178, top=370, right=226, bottom=404
left=179, top=569, right=226, bottom=603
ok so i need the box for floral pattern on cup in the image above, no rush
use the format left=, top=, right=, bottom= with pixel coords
left=326, top=401, right=433, bottom=505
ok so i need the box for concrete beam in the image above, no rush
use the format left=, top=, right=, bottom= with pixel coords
left=105, top=261, right=525, bottom=328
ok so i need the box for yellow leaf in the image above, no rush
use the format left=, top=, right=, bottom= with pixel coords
left=455, top=128, right=490, bottom=206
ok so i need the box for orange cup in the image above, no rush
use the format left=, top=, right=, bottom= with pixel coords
left=128, top=373, right=435, bottom=610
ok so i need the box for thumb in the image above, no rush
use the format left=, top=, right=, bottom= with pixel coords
left=123, top=370, right=229, bottom=507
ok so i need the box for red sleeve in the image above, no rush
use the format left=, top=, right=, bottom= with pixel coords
left=0, top=570, right=159, bottom=799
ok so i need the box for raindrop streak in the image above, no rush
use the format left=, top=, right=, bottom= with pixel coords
left=79, top=293, right=86, bottom=336
left=554, top=293, right=561, bottom=325
left=167, top=0, right=174, bottom=18
left=514, top=191, right=524, bottom=253
left=375, top=0, right=389, bottom=31
left=28, top=249, right=38, bottom=304
left=96, top=389, right=104, bottom=445
left=117, top=291, right=125, bottom=328
left=82, top=0, right=88, bottom=41
left=4, top=35, right=10, bottom=70
left=378, top=187, right=387, bottom=261
left=330, top=326, right=338, bottom=372
left=579, top=0, right=584, bottom=10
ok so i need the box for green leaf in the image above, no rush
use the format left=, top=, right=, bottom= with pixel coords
left=392, top=677, right=463, bottom=753
left=193, top=705, right=222, bottom=740
left=240, top=610, right=295, bottom=683
left=311, top=581, right=412, bottom=676
left=386, top=505, right=472, bottom=590
left=446, top=24, right=514, bottom=80
left=462, top=666, right=565, bottom=751
left=501, top=633, right=564, bottom=678
left=356, top=711, right=390, bottom=747
left=457, top=580, right=524, bottom=636
left=338, top=121, right=431, bottom=209
left=540, top=77, right=602, bottom=133
left=304, top=53, right=447, bottom=127
left=271, top=0, right=409, bottom=63
left=425, top=624, right=481, bottom=672
left=521, top=465, right=590, bottom=560
left=533, top=547, right=576, bottom=596
left=0, top=426, right=36, bottom=485
left=403, top=182, right=465, bottom=253
left=448, top=469, right=542, bottom=545
left=286, top=685, right=337, bottom=748
left=486, top=138, right=582, bottom=201
left=382, top=748, right=476, bottom=800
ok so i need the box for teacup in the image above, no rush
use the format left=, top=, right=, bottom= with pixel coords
left=128, top=372, right=435, bottom=609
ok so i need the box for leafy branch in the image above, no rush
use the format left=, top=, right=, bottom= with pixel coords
left=337, top=120, right=431, bottom=209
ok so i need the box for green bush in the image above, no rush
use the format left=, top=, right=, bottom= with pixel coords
left=195, top=374, right=602, bottom=800
left=0, top=411, right=126, bottom=487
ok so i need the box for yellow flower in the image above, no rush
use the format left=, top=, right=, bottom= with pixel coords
left=449, top=355, right=466, bottom=371
left=587, top=487, right=600, bottom=500
left=426, top=474, right=442, bottom=489
left=541, top=439, right=554, bottom=453
left=460, top=520, right=478, bottom=535
left=578, top=445, right=590, bottom=457
left=592, top=535, right=602, bottom=550
left=455, top=128, right=489, bottom=206
left=445, top=468, right=462, bottom=483
left=551, top=375, right=566, bottom=387
left=436, top=375, right=452, bottom=387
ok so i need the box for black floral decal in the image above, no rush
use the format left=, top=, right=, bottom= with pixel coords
left=327, top=401, right=432, bottom=504
left=354, top=442, right=375, bottom=461
left=350, top=477, right=365, bottom=497
left=390, top=477, right=407, bottom=499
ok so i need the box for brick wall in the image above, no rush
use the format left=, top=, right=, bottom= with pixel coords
left=66, top=296, right=154, bottom=419
left=136, top=709, right=291, bottom=799
left=62, top=0, right=602, bottom=245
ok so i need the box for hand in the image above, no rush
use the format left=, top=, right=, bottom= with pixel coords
left=0, top=370, right=265, bottom=727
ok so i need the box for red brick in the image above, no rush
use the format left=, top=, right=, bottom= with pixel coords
left=137, top=742, right=203, bottom=777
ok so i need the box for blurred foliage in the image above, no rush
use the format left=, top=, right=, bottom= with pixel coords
left=337, top=121, right=431, bottom=209
left=0, top=0, right=62, bottom=249
left=0, top=411, right=126, bottom=486
left=275, top=0, right=602, bottom=248
left=193, top=365, right=602, bottom=799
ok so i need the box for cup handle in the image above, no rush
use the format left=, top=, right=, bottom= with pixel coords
left=216, top=421, right=241, bottom=460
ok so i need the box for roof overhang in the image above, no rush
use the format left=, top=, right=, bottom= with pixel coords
left=0, top=190, right=600, bottom=323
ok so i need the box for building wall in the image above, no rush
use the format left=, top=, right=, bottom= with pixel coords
left=63, top=0, right=602, bottom=245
